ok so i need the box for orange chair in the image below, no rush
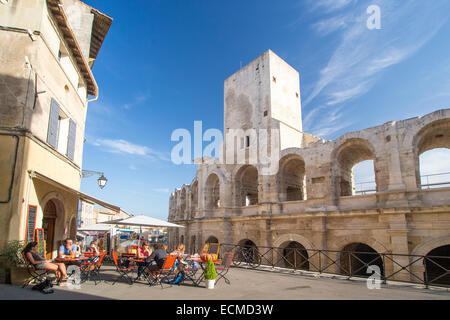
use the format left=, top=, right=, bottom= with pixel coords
left=147, top=254, right=178, bottom=288
left=111, top=251, right=134, bottom=285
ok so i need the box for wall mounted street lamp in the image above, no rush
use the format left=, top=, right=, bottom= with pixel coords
left=82, top=170, right=108, bottom=189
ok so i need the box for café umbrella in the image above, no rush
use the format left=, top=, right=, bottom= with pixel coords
left=100, top=214, right=184, bottom=233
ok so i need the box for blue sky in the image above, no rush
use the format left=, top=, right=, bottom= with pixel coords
left=80, top=0, right=450, bottom=219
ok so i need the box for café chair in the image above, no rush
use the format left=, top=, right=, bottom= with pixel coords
left=21, top=252, right=52, bottom=288
left=111, top=251, right=134, bottom=285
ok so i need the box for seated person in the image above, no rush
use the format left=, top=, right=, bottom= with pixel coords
left=23, top=241, right=68, bottom=284
left=135, top=241, right=152, bottom=280
left=145, top=243, right=168, bottom=279
left=87, top=241, right=100, bottom=255
left=58, top=238, right=78, bottom=258
left=74, top=241, right=81, bottom=254
left=171, top=243, right=185, bottom=256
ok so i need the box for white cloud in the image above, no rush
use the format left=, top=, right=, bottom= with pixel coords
left=93, top=138, right=170, bottom=161
left=303, top=0, right=450, bottom=138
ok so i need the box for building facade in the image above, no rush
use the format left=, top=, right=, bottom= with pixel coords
left=168, top=50, right=450, bottom=283
left=0, top=0, right=112, bottom=259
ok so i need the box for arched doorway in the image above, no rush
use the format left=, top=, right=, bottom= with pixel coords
left=424, top=245, right=450, bottom=286
left=280, top=241, right=309, bottom=270
left=205, top=236, right=219, bottom=243
left=235, top=239, right=259, bottom=266
left=340, top=243, right=384, bottom=277
left=43, top=200, right=57, bottom=259
left=69, top=216, right=77, bottom=240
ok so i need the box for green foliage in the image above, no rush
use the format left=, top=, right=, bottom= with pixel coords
left=204, top=258, right=217, bottom=280
left=0, top=240, right=26, bottom=266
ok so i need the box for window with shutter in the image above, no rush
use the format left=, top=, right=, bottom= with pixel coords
left=66, top=119, right=76, bottom=161
left=47, top=98, right=60, bottom=148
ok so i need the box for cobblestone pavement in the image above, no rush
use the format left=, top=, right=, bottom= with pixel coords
left=0, top=265, right=449, bottom=300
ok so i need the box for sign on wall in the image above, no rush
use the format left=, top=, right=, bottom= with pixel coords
left=25, top=205, right=37, bottom=243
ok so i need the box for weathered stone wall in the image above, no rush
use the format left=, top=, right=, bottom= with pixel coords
left=168, top=51, right=450, bottom=284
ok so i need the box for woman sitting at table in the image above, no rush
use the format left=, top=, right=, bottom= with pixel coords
left=87, top=241, right=100, bottom=254
left=135, top=241, right=152, bottom=280
left=145, top=243, right=168, bottom=279
left=23, top=241, right=69, bottom=284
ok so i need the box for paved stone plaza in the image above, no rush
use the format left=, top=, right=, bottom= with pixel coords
left=0, top=266, right=448, bottom=300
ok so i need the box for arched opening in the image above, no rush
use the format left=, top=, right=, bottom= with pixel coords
left=205, top=236, right=219, bottom=243
left=414, top=119, right=450, bottom=189
left=340, top=243, right=384, bottom=277
left=335, top=139, right=377, bottom=196
left=424, top=245, right=450, bottom=286
left=236, top=239, right=259, bottom=264
left=419, top=149, right=450, bottom=189
left=69, top=216, right=77, bottom=240
left=43, top=200, right=57, bottom=260
left=205, top=173, right=220, bottom=209
left=180, top=188, right=187, bottom=219
left=278, top=155, right=306, bottom=201
left=191, top=180, right=198, bottom=217
left=236, top=165, right=259, bottom=206
left=353, top=160, right=376, bottom=195
left=190, top=235, right=196, bottom=254
left=280, top=241, right=309, bottom=270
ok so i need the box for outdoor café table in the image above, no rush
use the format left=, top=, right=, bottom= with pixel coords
left=185, top=256, right=222, bottom=286
left=54, top=256, right=90, bottom=266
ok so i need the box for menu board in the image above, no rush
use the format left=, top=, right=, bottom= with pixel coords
left=25, top=205, right=37, bottom=242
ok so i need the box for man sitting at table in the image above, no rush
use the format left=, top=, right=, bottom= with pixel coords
left=58, top=238, right=78, bottom=258
left=145, top=243, right=168, bottom=279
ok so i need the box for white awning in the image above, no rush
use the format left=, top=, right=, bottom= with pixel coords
left=100, top=215, right=184, bottom=228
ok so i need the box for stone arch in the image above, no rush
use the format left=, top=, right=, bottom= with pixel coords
left=205, top=236, right=219, bottom=243
left=411, top=235, right=450, bottom=257
left=424, top=245, right=450, bottom=286
left=273, top=233, right=315, bottom=250
left=190, top=180, right=198, bottom=217
left=234, top=165, right=259, bottom=206
left=205, top=173, right=221, bottom=209
left=180, top=187, right=187, bottom=220
left=339, top=242, right=384, bottom=277
left=69, top=215, right=77, bottom=240
left=40, top=191, right=66, bottom=259
left=412, top=118, right=450, bottom=188
left=277, top=154, right=307, bottom=201
left=332, top=138, right=378, bottom=197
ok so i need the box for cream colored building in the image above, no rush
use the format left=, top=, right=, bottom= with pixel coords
left=0, top=0, right=112, bottom=259
left=169, top=50, right=450, bottom=285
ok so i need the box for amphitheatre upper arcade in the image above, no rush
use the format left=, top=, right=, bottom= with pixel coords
left=168, top=50, right=450, bottom=284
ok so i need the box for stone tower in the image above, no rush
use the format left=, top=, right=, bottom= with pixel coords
left=222, top=50, right=304, bottom=170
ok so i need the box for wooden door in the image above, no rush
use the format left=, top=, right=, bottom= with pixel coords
left=42, top=217, right=55, bottom=259
left=43, top=200, right=57, bottom=259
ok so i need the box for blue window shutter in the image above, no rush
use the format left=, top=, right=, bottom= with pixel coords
left=67, top=119, right=76, bottom=160
left=47, top=98, right=60, bottom=148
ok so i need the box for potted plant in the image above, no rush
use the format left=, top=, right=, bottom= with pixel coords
left=0, top=240, right=29, bottom=285
left=204, top=258, right=217, bottom=289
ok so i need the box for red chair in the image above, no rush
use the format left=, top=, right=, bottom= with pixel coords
left=111, top=251, right=134, bottom=285
left=81, top=251, right=106, bottom=285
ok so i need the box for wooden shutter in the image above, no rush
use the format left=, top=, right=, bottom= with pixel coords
left=66, top=118, right=76, bottom=160
left=47, top=98, right=60, bottom=148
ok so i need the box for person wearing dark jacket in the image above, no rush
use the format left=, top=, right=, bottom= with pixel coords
left=145, top=243, right=168, bottom=279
